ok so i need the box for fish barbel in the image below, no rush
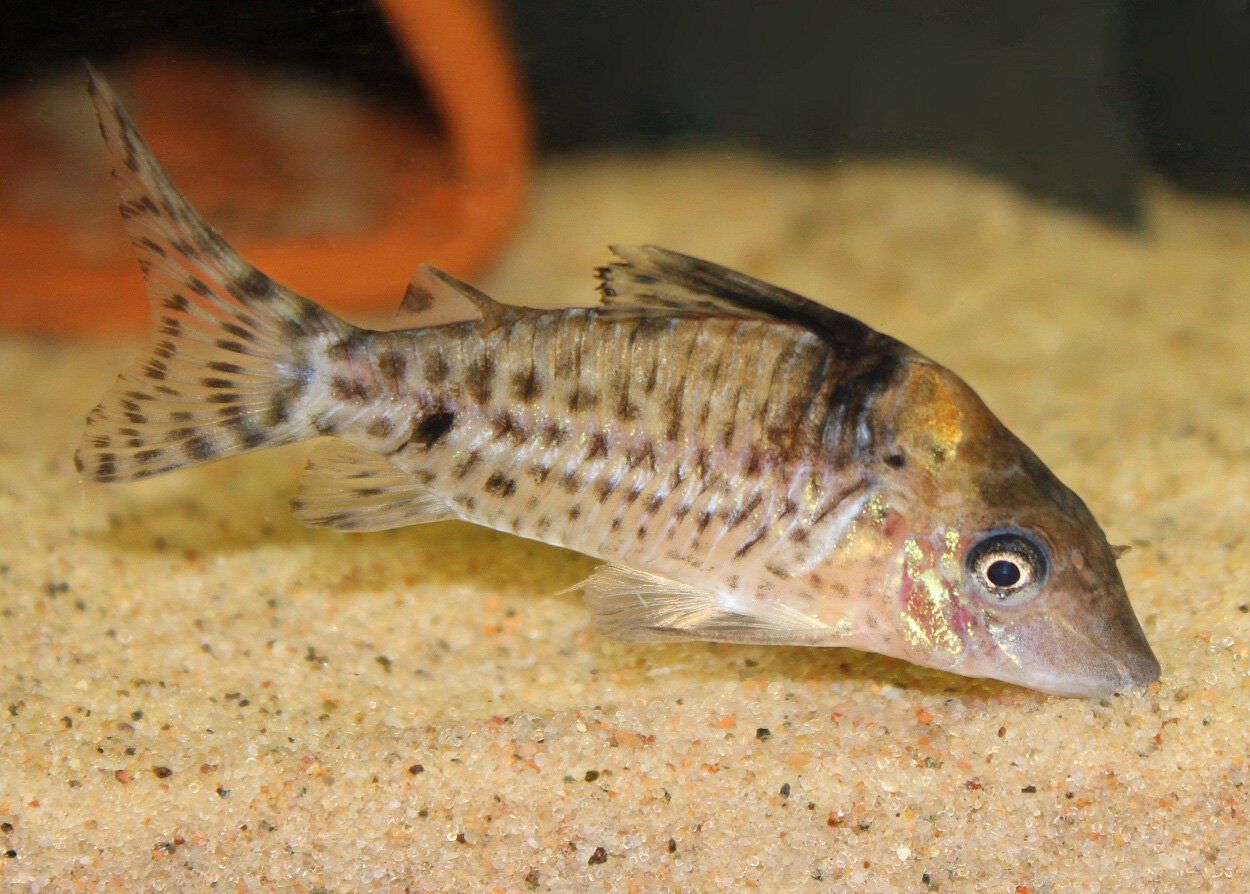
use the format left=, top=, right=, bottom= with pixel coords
left=76, top=71, right=1160, bottom=697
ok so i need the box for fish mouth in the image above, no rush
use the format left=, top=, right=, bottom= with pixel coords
left=1075, top=589, right=1162, bottom=696
left=971, top=642, right=1160, bottom=698
left=978, top=591, right=1162, bottom=698
left=1021, top=645, right=1160, bottom=698
left=1113, top=635, right=1162, bottom=692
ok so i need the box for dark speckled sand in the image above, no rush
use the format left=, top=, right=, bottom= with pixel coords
left=1, top=155, right=1247, bottom=891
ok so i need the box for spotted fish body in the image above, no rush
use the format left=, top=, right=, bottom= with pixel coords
left=78, top=71, right=1160, bottom=697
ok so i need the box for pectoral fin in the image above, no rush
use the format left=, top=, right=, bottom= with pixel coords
left=291, top=440, right=456, bottom=531
left=578, top=563, right=837, bottom=646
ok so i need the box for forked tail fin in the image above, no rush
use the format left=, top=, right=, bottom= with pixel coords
left=75, top=67, right=356, bottom=483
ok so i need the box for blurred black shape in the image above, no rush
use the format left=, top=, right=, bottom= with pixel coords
left=5, top=0, right=1250, bottom=223
left=1129, top=1, right=1250, bottom=198
left=502, top=0, right=1144, bottom=224
left=0, top=0, right=425, bottom=108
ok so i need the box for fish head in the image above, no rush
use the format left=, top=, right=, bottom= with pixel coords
left=874, top=360, right=1160, bottom=697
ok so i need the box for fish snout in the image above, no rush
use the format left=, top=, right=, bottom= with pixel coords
left=978, top=582, right=1161, bottom=697
left=1042, top=589, right=1161, bottom=697
left=1105, top=605, right=1162, bottom=691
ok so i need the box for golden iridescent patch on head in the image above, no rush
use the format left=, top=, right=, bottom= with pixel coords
left=893, top=363, right=965, bottom=470
left=898, top=529, right=967, bottom=668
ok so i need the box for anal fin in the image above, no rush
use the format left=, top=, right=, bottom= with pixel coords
left=579, top=563, right=837, bottom=646
left=292, top=440, right=456, bottom=532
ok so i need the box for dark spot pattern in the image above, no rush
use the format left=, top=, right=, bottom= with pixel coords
left=263, top=394, right=291, bottom=427
left=327, top=332, right=370, bottom=361
left=664, top=387, right=685, bottom=441
left=643, top=359, right=659, bottom=395
left=378, top=352, right=407, bottom=383
left=725, top=496, right=756, bottom=530
left=422, top=347, right=450, bottom=385
left=616, top=395, right=639, bottom=422
left=410, top=411, right=455, bottom=448
left=626, top=443, right=656, bottom=472
left=511, top=367, right=541, bottom=402
left=744, top=450, right=763, bottom=476
left=400, top=278, right=438, bottom=314
left=465, top=356, right=496, bottom=403
left=542, top=424, right=569, bottom=447
left=366, top=418, right=395, bottom=439
left=484, top=473, right=517, bottom=498
left=330, top=376, right=372, bottom=402
left=492, top=413, right=527, bottom=444
left=586, top=432, right=609, bottom=461
left=187, top=277, right=213, bottom=298
left=454, top=451, right=481, bottom=480
left=568, top=389, right=598, bottom=412
left=183, top=436, right=215, bottom=460
left=229, top=420, right=268, bottom=449
left=137, top=236, right=166, bottom=257
left=221, top=322, right=257, bottom=342
left=233, top=266, right=276, bottom=301
left=733, top=526, right=769, bottom=559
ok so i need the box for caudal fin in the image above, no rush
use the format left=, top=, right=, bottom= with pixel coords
left=76, top=67, right=354, bottom=483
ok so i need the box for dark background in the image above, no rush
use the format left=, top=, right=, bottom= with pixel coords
left=3, top=0, right=1249, bottom=226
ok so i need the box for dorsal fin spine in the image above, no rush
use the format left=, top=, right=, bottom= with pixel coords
left=598, top=244, right=895, bottom=359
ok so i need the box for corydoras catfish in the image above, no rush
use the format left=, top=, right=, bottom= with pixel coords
left=76, top=72, right=1160, bottom=697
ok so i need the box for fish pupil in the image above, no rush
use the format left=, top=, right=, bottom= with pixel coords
left=987, top=559, right=1021, bottom=588
left=966, top=532, right=1047, bottom=603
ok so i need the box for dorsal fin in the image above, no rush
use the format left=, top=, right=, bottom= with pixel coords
left=597, top=245, right=888, bottom=357
left=397, top=265, right=509, bottom=328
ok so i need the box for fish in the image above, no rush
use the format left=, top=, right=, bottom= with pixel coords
left=76, top=69, right=1160, bottom=698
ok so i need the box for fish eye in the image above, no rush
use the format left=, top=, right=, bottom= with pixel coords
left=966, top=532, right=1048, bottom=604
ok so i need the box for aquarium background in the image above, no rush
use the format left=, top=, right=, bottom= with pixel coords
left=0, top=2, right=1247, bottom=890
left=6, top=0, right=1250, bottom=220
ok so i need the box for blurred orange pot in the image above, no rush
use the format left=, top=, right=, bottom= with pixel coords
left=0, top=0, right=531, bottom=333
